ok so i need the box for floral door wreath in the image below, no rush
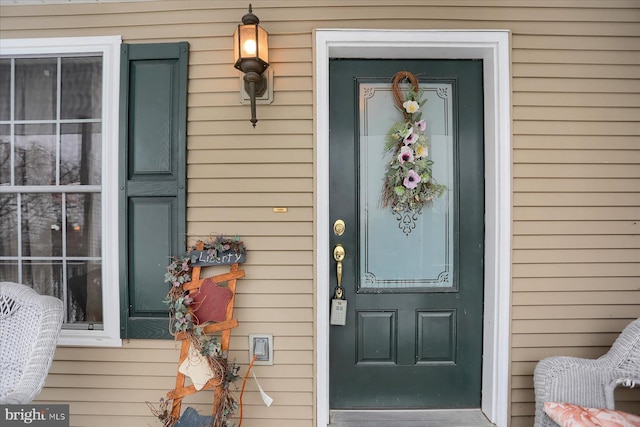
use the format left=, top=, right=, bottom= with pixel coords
left=380, top=71, right=446, bottom=232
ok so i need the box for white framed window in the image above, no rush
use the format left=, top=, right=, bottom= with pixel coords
left=0, top=36, right=121, bottom=347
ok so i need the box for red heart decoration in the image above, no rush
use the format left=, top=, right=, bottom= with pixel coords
left=190, top=278, right=233, bottom=324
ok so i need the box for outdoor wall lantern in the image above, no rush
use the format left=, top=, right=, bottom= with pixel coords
left=233, top=4, right=269, bottom=128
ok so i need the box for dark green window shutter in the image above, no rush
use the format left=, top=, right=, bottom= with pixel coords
left=119, top=42, right=188, bottom=339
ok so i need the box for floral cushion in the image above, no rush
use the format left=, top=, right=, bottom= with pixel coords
left=544, top=402, right=640, bottom=427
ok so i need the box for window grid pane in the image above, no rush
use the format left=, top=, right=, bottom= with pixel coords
left=0, top=59, right=10, bottom=121
left=0, top=54, right=103, bottom=329
left=0, top=124, right=9, bottom=185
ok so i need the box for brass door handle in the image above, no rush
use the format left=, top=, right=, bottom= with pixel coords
left=333, top=244, right=345, bottom=299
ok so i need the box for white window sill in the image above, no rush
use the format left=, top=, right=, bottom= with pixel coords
left=58, top=329, right=122, bottom=347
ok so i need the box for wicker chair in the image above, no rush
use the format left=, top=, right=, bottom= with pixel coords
left=533, top=318, right=640, bottom=427
left=0, top=282, right=64, bottom=404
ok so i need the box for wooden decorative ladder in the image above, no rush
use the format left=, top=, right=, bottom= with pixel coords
left=165, top=242, right=245, bottom=422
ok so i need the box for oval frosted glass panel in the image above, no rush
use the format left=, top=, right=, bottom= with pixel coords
left=359, top=82, right=454, bottom=289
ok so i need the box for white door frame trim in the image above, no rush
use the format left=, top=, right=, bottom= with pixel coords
left=314, top=29, right=512, bottom=427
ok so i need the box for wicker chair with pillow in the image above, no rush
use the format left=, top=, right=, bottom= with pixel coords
left=533, top=318, right=640, bottom=427
left=0, top=282, right=64, bottom=404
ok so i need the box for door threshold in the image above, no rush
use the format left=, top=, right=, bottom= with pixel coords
left=329, top=409, right=495, bottom=427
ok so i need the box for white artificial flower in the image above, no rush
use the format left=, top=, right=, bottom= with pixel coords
left=403, top=100, right=419, bottom=114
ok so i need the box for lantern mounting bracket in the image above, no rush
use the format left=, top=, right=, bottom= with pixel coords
left=239, top=69, right=273, bottom=105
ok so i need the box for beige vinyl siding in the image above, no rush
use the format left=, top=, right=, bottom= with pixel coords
left=1, top=1, right=639, bottom=426
left=509, top=2, right=640, bottom=423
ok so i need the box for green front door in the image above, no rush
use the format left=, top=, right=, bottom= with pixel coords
left=329, top=59, right=484, bottom=409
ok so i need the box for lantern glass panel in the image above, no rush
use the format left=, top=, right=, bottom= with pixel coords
left=233, top=26, right=240, bottom=65
left=239, top=24, right=258, bottom=58
left=257, top=25, right=269, bottom=64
